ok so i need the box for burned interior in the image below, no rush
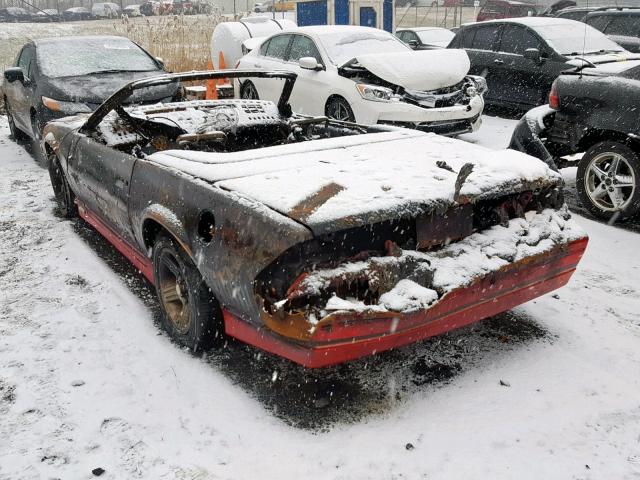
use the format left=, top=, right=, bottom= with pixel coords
left=91, top=98, right=386, bottom=156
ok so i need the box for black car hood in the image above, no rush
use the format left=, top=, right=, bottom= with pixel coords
left=45, top=70, right=177, bottom=105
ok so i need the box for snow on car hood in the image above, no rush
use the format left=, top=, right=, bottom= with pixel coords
left=346, top=49, right=471, bottom=91
left=566, top=53, right=640, bottom=71
left=149, top=130, right=561, bottom=235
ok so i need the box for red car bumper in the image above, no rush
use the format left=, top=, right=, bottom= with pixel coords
left=224, top=237, right=588, bottom=368
left=78, top=202, right=587, bottom=368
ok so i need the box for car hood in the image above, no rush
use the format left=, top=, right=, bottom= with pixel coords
left=148, top=130, right=561, bottom=236
left=46, top=70, right=174, bottom=105
left=341, top=49, right=470, bottom=91
left=566, top=52, right=640, bottom=68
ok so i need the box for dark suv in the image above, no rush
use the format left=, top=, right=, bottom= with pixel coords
left=510, top=63, right=640, bottom=220
left=448, top=17, right=637, bottom=110
left=585, top=7, right=640, bottom=53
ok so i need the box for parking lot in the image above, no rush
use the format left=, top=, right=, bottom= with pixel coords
left=1, top=111, right=640, bottom=479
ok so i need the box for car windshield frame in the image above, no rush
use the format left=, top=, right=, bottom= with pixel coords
left=36, top=38, right=162, bottom=79
left=532, top=22, right=625, bottom=56
left=316, top=29, right=410, bottom=66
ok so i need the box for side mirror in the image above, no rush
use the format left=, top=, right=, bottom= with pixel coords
left=4, top=67, right=25, bottom=84
left=408, top=40, right=419, bottom=49
left=298, top=57, right=322, bottom=71
left=155, top=57, right=165, bottom=67
left=524, top=48, right=541, bottom=63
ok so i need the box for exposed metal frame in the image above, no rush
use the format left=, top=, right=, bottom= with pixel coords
left=81, top=69, right=298, bottom=132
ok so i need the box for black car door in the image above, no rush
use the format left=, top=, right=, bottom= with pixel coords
left=6, top=45, right=36, bottom=132
left=492, top=25, right=543, bottom=107
left=66, top=136, right=137, bottom=243
left=460, top=23, right=503, bottom=105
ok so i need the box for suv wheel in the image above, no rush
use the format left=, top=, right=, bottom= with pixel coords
left=576, top=141, right=640, bottom=221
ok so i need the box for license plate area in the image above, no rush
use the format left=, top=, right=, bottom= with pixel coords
left=416, top=204, right=473, bottom=250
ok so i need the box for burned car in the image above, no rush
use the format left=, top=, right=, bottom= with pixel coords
left=44, top=70, right=588, bottom=367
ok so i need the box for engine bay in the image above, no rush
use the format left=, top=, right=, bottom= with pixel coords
left=93, top=99, right=379, bottom=156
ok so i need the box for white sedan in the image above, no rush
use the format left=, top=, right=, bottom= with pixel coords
left=236, top=25, right=486, bottom=135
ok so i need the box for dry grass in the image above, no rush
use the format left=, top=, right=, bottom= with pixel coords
left=114, top=14, right=223, bottom=72
left=0, top=14, right=223, bottom=110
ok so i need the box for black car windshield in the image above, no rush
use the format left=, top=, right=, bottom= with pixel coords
left=318, top=29, right=409, bottom=65
left=37, top=38, right=160, bottom=78
left=533, top=22, right=625, bottom=55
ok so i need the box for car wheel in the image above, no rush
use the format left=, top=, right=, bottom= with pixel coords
left=325, top=96, right=355, bottom=122
left=153, top=233, right=223, bottom=351
left=240, top=81, right=259, bottom=100
left=576, top=141, right=640, bottom=221
left=48, top=154, right=78, bottom=218
left=4, top=98, right=28, bottom=142
left=31, top=113, right=47, bottom=164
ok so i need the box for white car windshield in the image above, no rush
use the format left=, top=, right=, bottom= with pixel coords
left=534, top=23, right=625, bottom=55
left=416, top=29, right=455, bottom=45
left=317, top=30, right=410, bottom=65
left=38, top=38, right=160, bottom=78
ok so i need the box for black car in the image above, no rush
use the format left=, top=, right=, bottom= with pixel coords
left=510, top=62, right=640, bottom=220
left=62, top=7, right=94, bottom=20
left=33, top=9, right=61, bottom=22
left=585, top=8, right=640, bottom=53
left=553, top=6, right=597, bottom=21
left=448, top=17, right=639, bottom=110
left=2, top=36, right=177, bottom=157
left=0, top=7, right=32, bottom=22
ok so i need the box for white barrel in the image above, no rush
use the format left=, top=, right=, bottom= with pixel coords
left=211, top=17, right=297, bottom=70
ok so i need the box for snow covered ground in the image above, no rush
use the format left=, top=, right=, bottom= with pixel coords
left=1, top=114, right=640, bottom=479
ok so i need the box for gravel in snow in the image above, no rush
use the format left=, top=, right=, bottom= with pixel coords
left=1, top=115, right=640, bottom=479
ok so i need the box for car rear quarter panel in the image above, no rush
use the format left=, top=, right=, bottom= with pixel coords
left=556, top=74, right=640, bottom=147
left=128, top=159, right=313, bottom=324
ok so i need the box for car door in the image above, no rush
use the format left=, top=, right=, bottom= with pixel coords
left=66, top=135, right=138, bottom=243
left=285, top=34, right=330, bottom=116
left=492, top=24, right=545, bottom=107
left=461, top=24, right=503, bottom=104
left=6, top=45, right=36, bottom=132
left=250, top=34, right=293, bottom=102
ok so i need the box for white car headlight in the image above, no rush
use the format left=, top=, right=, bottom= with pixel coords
left=42, top=96, right=92, bottom=114
left=355, top=84, right=397, bottom=102
left=466, top=76, right=488, bottom=95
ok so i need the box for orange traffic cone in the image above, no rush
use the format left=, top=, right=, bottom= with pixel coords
left=205, top=58, right=217, bottom=100
left=218, top=52, right=230, bottom=87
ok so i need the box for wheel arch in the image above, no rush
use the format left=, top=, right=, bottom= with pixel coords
left=577, top=129, right=640, bottom=154
left=141, top=212, right=193, bottom=260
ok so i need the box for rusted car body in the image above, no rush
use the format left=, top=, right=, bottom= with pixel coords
left=43, top=70, right=588, bottom=368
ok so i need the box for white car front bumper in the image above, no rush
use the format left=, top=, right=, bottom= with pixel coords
left=354, top=94, right=485, bottom=136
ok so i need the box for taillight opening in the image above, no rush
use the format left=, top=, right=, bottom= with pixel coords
left=549, top=81, right=560, bottom=110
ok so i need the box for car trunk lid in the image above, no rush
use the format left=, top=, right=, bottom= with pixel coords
left=148, top=130, right=561, bottom=236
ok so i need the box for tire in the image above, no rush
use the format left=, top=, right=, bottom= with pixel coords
left=240, top=80, right=259, bottom=100
left=4, top=98, right=28, bottom=142
left=31, top=113, right=47, bottom=165
left=48, top=154, right=78, bottom=218
left=325, top=96, right=355, bottom=122
left=576, top=141, right=640, bottom=221
left=153, top=233, right=223, bottom=351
